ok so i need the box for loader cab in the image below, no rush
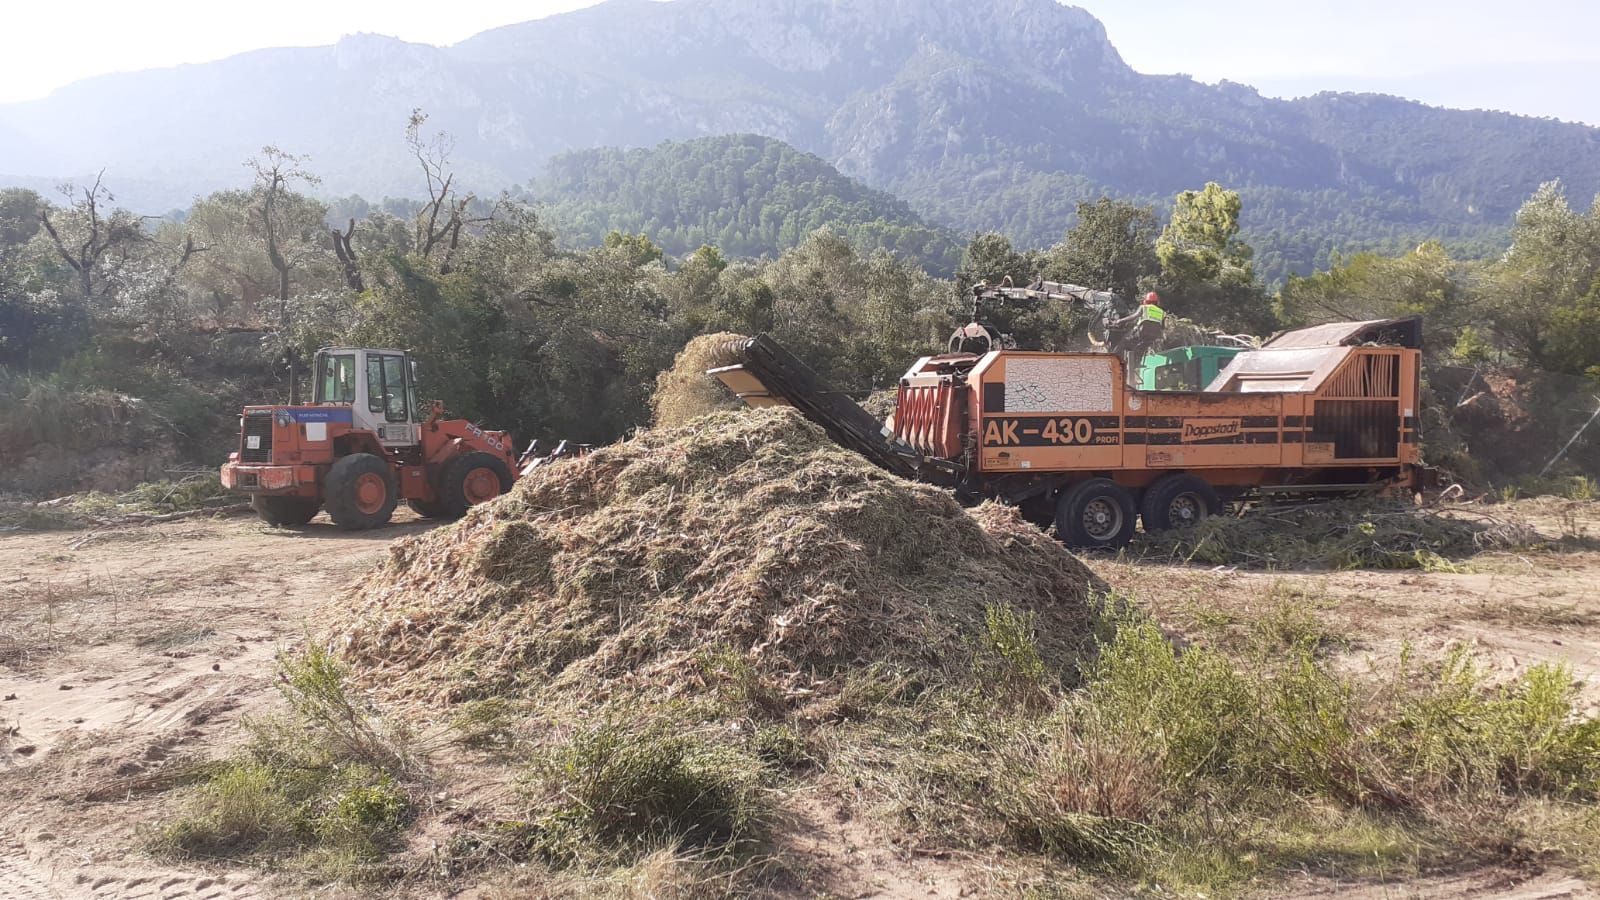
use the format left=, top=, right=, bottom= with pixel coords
left=313, top=348, right=421, bottom=447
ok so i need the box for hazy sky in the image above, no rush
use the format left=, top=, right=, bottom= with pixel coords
left=2, top=0, right=1597, bottom=123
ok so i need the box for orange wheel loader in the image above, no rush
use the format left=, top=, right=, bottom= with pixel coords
left=220, top=347, right=519, bottom=530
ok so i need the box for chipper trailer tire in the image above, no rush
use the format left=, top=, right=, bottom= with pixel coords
left=1139, top=473, right=1221, bottom=533
left=1055, top=478, right=1138, bottom=550
left=221, top=347, right=522, bottom=531
left=708, top=315, right=1430, bottom=551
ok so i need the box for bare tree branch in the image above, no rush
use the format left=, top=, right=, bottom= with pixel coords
left=245, top=146, right=319, bottom=403
left=406, top=109, right=496, bottom=273
left=331, top=218, right=364, bottom=291
left=36, top=170, right=147, bottom=304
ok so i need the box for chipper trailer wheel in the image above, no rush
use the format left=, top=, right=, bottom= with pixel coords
left=1055, top=478, right=1138, bottom=550
left=325, top=453, right=399, bottom=530
left=436, top=452, right=515, bottom=519
left=1140, top=473, right=1220, bottom=533
left=250, top=494, right=320, bottom=527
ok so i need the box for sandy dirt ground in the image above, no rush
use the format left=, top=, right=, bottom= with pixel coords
left=1093, top=503, right=1600, bottom=714
left=0, top=511, right=430, bottom=899
left=1, top=503, right=1597, bottom=899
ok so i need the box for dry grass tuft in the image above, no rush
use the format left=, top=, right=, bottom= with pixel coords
left=153, top=646, right=419, bottom=883
left=0, top=575, right=148, bottom=670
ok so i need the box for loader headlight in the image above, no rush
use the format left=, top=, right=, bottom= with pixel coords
left=276, top=411, right=294, bottom=427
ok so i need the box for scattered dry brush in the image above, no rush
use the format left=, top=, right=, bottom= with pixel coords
left=1132, top=499, right=1543, bottom=569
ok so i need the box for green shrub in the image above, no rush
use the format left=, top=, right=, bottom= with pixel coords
left=980, top=603, right=1049, bottom=700
left=153, top=647, right=415, bottom=881
left=1083, top=621, right=1600, bottom=810
left=1505, top=474, right=1600, bottom=501
left=1249, top=586, right=1344, bottom=652
left=1375, top=649, right=1600, bottom=799
left=1083, top=620, right=1267, bottom=787
left=159, top=761, right=304, bottom=857
left=1132, top=499, right=1539, bottom=569
left=115, top=475, right=234, bottom=513
left=274, top=645, right=416, bottom=775
left=522, top=716, right=773, bottom=867
left=840, top=611, right=1600, bottom=890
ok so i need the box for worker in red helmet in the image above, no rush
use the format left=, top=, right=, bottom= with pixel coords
left=1112, top=291, right=1167, bottom=383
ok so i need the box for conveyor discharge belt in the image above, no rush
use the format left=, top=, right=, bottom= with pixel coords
left=707, top=334, right=923, bottom=478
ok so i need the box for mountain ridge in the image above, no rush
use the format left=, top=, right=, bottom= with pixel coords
left=1, top=0, right=1595, bottom=279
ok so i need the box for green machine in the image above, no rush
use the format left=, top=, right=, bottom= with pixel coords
left=1138, top=345, right=1245, bottom=391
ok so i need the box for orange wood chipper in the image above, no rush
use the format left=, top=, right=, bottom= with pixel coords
left=709, top=315, right=1431, bottom=549
left=220, top=347, right=519, bottom=529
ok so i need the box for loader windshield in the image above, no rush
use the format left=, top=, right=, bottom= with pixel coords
left=315, top=353, right=357, bottom=404
left=367, top=353, right=411, bottom=422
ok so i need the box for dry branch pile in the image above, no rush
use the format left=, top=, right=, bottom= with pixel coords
left=1132, top=499, right=1541, bottom=570
left=332, top=407, right=1098, bottom=707
left=0, top=475, right=245, bottom=532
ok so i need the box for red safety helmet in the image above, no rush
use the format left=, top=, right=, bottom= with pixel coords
left=1144, top=292, right=1161, bottom=305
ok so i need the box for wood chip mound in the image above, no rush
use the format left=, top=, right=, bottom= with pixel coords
left=331, top=407, right=1098, bottom=707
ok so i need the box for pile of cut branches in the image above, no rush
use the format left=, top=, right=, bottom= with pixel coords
left=1132, top=499, right=1541, bottom=570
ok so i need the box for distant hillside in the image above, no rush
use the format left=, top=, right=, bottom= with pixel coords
left=531, top=135, right=961, bottom=271
left=3, top=0, right=1598, bottom=281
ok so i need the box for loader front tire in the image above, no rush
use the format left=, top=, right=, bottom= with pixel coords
left=251, top=494, right=320, bottom=527
left=325, top=453, right=398, bottom=530
left=1055, top=478, right=1137, bottom=550
left=436, top=452, right=514, bottom=519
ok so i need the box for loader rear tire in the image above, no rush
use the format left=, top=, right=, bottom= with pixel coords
left=436, top=452, right=514, bottom=519
left=325, top=453, right=398, bottom=530
left=1140, top=473, right=1219, bottom=533
left=1056, top=478, right=1137, bottom=550
left=251, top=495, right=319, bottom=527
left=406, top=499, right=450, bottom=519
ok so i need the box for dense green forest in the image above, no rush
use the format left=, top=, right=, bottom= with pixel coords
left=885, top=158, right=1518, bottom=286
left=3, top=125, right=1599, bottom=495
left=518, top=134, right=1515, bottom=286
left=528, top=135, right=963, bottom=274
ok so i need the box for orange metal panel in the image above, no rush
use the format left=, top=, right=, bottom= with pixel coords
left=971, top=352, right=1126, bottom=474
left=398, top=464, right=433, bottom=500
left=955, top=342, right=1422, bottom=489
left=1141, top=393, right=1284, bottom=469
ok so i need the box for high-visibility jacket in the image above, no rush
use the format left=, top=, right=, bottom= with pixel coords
left=1140, top=304, right=1167, bottom=324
